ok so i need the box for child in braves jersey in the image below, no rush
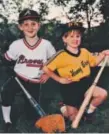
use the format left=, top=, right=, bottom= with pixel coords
left=1, top=9, right=56, bottom=132
left=43, top=21, right=109, bottom=124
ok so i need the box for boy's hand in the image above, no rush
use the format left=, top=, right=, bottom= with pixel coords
left=59, top=77, right=72, bottom=84
left=102, top=50, right=109, bottom=56
left=40, top=73, right=49, bottom=83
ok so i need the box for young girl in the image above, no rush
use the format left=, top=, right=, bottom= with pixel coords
left=43, top=21, right=109, bottom=124
left=1, top=9, right=56, bottom=132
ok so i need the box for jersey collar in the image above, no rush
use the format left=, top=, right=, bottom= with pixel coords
left=23, top=38, right=42, bottom=50
left=64, top=47, right=81, bottom=57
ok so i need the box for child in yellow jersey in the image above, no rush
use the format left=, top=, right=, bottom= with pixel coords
left=43, top=21, right=109, bottom=123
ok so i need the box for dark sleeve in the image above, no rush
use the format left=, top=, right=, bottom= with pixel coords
left=0, top=54, right=15, bottom=66
left=0, top=54, right=16, bottom=76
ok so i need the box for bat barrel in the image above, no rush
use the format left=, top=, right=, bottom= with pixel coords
left=30, top=97, right=46, bottom=116
left=72, top=84, right=95, bottom=128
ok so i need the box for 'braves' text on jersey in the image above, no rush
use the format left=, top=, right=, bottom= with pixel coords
left=5, top=38, right=56, bottom=80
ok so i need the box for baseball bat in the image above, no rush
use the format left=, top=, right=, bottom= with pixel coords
left=72, top=56, right=109, bottom=128
left=15, top=77, right=46, bottom=117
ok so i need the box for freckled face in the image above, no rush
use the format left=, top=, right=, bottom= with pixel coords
left=19, top=19, right=40, bottom=38
left=62, top=30, right=82, bottom=49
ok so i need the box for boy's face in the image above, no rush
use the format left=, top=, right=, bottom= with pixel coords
left=62, top=30, right=82, bottom=49
left=18, top=19, right=40, bottom=38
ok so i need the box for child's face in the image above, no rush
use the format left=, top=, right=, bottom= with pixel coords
left=62, top=30, right=82, bottom=49
left=18, top=19, right=40, bottom=38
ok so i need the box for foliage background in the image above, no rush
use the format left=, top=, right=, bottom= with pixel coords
left=0, top=0, right=109, bottom=133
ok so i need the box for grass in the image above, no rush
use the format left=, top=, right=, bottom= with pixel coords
left=41, top=67, right=109, bottom=133
left=0, top=67, right=109, bottom=133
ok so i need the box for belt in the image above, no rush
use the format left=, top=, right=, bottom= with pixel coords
left=16, top=74, right=41, bottom=84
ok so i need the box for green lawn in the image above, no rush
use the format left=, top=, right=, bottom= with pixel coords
left=0, top=67, right=109, bottom=133
left=41, top=67, right=109, bottom=133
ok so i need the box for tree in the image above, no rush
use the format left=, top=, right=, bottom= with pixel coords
left=0, top=0, right=49, bottom=23
left=53, top=0, right=101, bottom=35
left=99, top=0, right=109, bottom=23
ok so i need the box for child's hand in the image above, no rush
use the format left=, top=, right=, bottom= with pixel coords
left=59, top=77, right=72, bottom=84
left=40, top=73, right=49, bottom=83
left=102, top=50, right=109, bottom=56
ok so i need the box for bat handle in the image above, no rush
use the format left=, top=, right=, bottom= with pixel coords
left=94, top=56, right=109, bottom=83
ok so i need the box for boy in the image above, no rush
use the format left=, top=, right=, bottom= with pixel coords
left=43, top=22, right=109, bottom=124
left=1, top=9, right=56, bottom=132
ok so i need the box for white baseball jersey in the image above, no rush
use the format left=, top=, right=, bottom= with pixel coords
left=4, top=38, right=56, bottom=80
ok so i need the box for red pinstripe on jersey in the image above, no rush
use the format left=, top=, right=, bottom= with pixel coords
left=4, top=52, right=12, bottom=61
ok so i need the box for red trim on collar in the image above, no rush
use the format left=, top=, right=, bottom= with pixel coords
left=23, top=38, right=42, bottom=50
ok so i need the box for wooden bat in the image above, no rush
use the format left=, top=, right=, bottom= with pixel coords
left=72, top=56, right=109, bottom=129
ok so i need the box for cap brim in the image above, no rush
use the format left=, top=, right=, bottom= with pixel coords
left=18, top=16, right=39, bottom=22
left=61, top=26, right=85, bottom=37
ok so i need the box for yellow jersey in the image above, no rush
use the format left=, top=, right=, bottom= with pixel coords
left=45, top=48, right=96, bottom=82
